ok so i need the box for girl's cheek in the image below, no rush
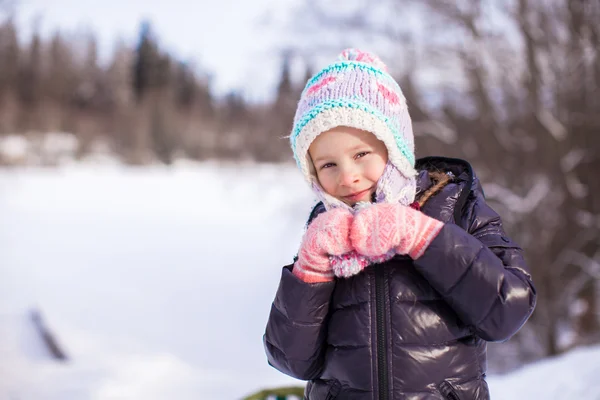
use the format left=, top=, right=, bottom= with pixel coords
left=321, top=171, right=337, bottom=189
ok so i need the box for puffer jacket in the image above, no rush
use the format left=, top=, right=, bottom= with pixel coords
left=263, top=157, right=537, bottom=400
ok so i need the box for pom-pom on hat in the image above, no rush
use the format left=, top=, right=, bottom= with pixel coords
left=290, top=48, right=417, bottom=210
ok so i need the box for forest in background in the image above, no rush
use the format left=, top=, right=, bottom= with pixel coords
left=0, top=3, right=304, bottom=165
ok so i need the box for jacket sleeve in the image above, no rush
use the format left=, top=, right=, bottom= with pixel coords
left=263, top=264, right=335, bottom=380
left=413, top=191, right=537, bottom=342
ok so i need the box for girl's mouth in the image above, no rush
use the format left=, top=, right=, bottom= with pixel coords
left=343, top=188, right=372, bottom=203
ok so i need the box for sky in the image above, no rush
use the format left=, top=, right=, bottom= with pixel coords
left=10, top=0, right=433, bottom=103
left=6, top=0, right=527, bottom=108
left=12, top=0, right=302, bottom=100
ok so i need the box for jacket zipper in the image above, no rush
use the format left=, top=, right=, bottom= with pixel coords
left=375, top=266, right=389, bottom=400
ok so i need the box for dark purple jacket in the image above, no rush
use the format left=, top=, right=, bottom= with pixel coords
left=264, top=157, right=536, bottom=400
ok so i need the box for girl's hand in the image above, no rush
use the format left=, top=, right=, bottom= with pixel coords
left=351, top=203, right=444, bottom=260
left=293, top=208, right=354, bottom=283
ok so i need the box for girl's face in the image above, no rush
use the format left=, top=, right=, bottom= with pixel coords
left=308, top=126, right=388, bottom=206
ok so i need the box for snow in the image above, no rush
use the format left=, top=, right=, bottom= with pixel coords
left=1, top=161, right=599, bottom=399
left=0, top=132, right=91, bottom=166
left=488, top=345, right=600, bottom=399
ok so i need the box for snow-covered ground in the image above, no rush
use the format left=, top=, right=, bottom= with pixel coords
left=1, top=161, right=599, bottom=399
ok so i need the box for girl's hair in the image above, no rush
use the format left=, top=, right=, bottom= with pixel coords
left=416, top=171, right=453, bottom=208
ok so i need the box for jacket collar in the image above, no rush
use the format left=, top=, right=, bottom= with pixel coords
left=415, top=156, right=477, bottom=223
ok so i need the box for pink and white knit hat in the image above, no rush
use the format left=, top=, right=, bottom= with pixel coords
left=290, top=48, right=417, bottom=210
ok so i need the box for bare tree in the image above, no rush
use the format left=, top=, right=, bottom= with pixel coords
left=0, top=16, right=19, bottom=133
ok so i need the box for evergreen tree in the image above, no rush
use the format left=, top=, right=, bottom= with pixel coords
left=18, top=30, right=41, bottom=106
left=0, top=18, right=19, bottom=96
left=275, top=49, right=293, bottom=104
left=133, top=20, right=161, bottom=102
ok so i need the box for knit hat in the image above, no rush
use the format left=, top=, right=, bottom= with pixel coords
left=290, top=48, right=417, bottom=210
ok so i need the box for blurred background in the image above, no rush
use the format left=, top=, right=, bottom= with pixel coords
left=0, top=0, right=599, bottom=399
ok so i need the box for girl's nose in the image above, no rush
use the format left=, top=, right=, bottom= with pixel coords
left=339, top=166, right=360, bottom=186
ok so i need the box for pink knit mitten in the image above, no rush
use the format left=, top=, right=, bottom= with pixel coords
left=293, top=208, right=354, bottom=283
left=351, top=203, right=444, bottom=260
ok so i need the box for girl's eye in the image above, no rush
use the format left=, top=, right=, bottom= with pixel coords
left=356, top=151, right=369, bottom=159
left=321, top=163, right=335, bottom=170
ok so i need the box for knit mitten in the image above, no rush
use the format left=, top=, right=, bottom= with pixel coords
left=351, top=203, right=444, bottom=260
left=293, top=208, right=354, bottom=283
left=331, top=250, right=395, bottom=278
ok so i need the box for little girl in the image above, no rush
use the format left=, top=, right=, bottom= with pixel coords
left=263, top=49, right=536, bottom=400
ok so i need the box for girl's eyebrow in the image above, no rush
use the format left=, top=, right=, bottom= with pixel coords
left=312, top=152, right=337, bottom=164
left=313, top=145, right=369, bottom=164
left=311, top=154, right=331, bottom=164
left=350, top=144, right=370, bottom=152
